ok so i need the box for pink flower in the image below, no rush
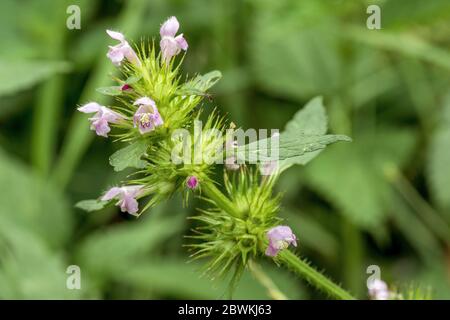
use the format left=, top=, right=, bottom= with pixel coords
left=106, top=30, right=141, bottom=66
left=368, top=279, right=391, bottom=300
left=78, top=102, right=124, bottom=137
left=265, top=226, right=297, bottom=257
left=133, top=97, right=164, bottom=134
left=101, top=185, right=143, bottom=215
left=186, top=176, right=199, bottom=189
left=160, top=17, right=188, bottom=63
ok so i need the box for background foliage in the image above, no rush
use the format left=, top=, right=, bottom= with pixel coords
left=1, top=0, right=450, bottom=299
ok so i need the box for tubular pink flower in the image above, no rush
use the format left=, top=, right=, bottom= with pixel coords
left=159, top=16, right=188, bottom=63
left=186, top=176, right=199, bottom=189
left=78, top=102, right=124, bottom=137
left=133, top=97, right=164, bottom=134
left=265, top=226, right=297, bottom=257
left=101, top=185, right=143, bottom=215
left=106, top=30, right=141, bottom=66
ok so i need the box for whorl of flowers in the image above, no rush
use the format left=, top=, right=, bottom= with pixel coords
left=76, top=16, right=422, bottom=300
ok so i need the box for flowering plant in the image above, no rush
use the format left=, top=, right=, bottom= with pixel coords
left=76, top=16, right=355, bottom=299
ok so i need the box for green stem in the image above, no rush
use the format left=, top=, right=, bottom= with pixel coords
left=32, top=76, right=65, bottom=175
left=278, top=250, right=355, bottom=300
left=202, top=182, right=241, bottom=218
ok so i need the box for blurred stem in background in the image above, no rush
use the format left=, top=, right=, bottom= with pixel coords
left=52, top=0, right=149, bottom=188
left=31, top=2, right=68, bottom=175
left=385, top=164, right=450, bottom=245
left=341, top=219, right=364, bottom=298
left=248, top=260, right=288, bottom=300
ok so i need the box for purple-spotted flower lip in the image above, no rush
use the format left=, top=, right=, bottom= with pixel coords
left=133, top=97, right=164, bottom=134
left=106, top=30, right=141, bottom=67
left=186, top=176, right=199, bottom=189
left=78, top=102, right=124, bottom=137
left=101, top=185, right=144, bottom=215
left=265, top=225, right=297, bottom=257
left=159, top=16, right=188, bottom=63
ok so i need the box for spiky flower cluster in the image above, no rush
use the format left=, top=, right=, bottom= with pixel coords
left=77, top=17, right=297, bottom=283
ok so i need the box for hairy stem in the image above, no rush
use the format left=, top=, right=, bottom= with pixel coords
left=278, top=250, right=355, bottom=300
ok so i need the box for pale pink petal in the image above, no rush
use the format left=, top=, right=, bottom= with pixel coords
left=107, top=46, right=125, bottom=66
left=123, top=45, right=141, bottom=66
left=265, top=226, right=297, bottom=257
left=100, top=107, right=124, bottom=123
left=265, top=244, right=278, bottom=257
left=123, top=185, right=143, bottom=197
left=160, top=16, right=179, bottom=37
left=134, top=97, right=156, bottom=107
left=78, top=102, right=102, bottom=113
left=119, top=195, right=139, bottom=214
left=106, top=30, right=125, bottom=42
left=92, top=118, right=111, bottom=137
left=101, top=187, right=122, bottom=201
left=175, top=34, right=188, bottom=51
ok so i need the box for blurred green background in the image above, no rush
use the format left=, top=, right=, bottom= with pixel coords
left=1, top=0, right=450, bottom=299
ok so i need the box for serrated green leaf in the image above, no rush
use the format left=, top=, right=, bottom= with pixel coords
left=95, top=86, right=122, bottom=96
left=75, top=199, right=107, bottom=212
left=236, top=97, right=351, bottom=169
left=109, top=140, right=148, bottom=172
left=179, top=70, right=222, bottom=95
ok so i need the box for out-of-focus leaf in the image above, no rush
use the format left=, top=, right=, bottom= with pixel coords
left=249, top=1, right=342, bottom=100
left=0, top=60, right=70, bottom=97
left=281, top=209, right=338, bottom=260
left=0, top=220, right=82, bottom=299
left=304, top=128, right=417, bottom=229
left=427, top=96, right=450, bottom=212
left=119, top=259, right=304, bottom=299
left=382, top=0, right=450, bottom=28
left=346, top=27, right=450, bottom=71
left=109, top=140, right=148, bottom=172
left=0, top=149, right=72, bottom=248
left=76, top=213, right=184, bottom=278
